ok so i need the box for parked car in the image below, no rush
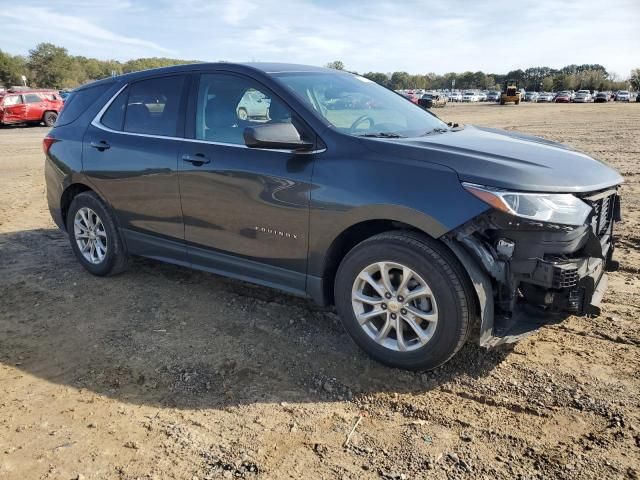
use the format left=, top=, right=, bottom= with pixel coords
left=486, top=90, right=501, bottom=102
left=573, top=90, right=593, bottom=103
left=448, top=92, right=462, bottom=102
left=236, top=89, right=271, bottom=119
left=555, top=92, right=572, bottom=103
left=44, top=62, right=622, bottom=371
left=594, top=92, right=609, bottom=103
left=524, top=91, right=539, bottom=102
left=637, top=92, right=640, bottom=102
left=401, top=92, right=420, bottom=104
left=477, top=92, right=487, bottom=102
left=537, top=92, right=555, bottom=102
left=418, top=93, right=448, bottom=108
left=615, top=90, right=630, bottom=102
left=0, top=89, right=63, bottom=126
left=461, top=91, right=480, bottom=102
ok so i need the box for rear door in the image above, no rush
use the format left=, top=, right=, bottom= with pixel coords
left=23, top=93, right=45, bottom=121
left=177, top=72, right=316, bottom=293
left=83, top=74, right=189, bottom=262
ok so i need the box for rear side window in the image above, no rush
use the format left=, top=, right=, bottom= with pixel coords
left=56, top=82, right=112, bottom=127
left=24, top=93, right=42, bottom=103
left=122, top=75, right=185, bottom=136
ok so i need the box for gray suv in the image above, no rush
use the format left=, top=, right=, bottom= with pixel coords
left=44, top=63, right=622, bottom=370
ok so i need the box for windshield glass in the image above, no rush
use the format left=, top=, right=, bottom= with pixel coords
left=273, top=71, right=446, bottom=137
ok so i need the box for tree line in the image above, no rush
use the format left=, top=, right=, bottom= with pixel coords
left=327, top=61, right=638, bottom=92
left=0, top=43, right=637, bottom=93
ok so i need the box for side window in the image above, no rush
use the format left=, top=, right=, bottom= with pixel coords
left=3, top=95, right=23, bottom=106
left=195, top=73, right=293, bottom=144
left=24, top=93, right=42, bottom=104
left=101, top=87, right=128, bottom=131
left=123, top=75, right=185, bottom=136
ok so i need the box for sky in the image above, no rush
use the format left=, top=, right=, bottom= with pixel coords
left=1, top=0, right=639, bottom=77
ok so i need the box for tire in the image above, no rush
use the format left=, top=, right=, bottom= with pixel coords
left=43, top=111, right=58, bottom=127
left=334, top=231, right=475, bottom=371
left=66, top=191, right=128, bottom=276
left=237, top=107, right=248, bottom=120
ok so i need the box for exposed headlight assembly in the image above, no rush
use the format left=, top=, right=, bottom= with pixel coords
left=463, top=183, right=592, bottom=226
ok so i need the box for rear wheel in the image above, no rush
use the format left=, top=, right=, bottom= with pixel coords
left=237, top=107, right=248, bottom=120
left=66, top=192, right=128, bottom=276
left=334, top=232, right=474, bottom=370
left=43, top=111, right=58, bottom=127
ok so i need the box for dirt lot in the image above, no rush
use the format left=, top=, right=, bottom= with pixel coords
left=1, top=103, right=638, bottom=480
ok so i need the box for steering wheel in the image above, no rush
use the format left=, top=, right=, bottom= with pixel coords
left=349, top=114, right=375, bottom=132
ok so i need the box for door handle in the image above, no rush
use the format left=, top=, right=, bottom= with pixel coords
left=182, top=153, right=211, bottom=166
left=90, top=140, right=110, bottom=151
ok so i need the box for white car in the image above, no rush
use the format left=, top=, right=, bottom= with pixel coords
left=615, top=90, right=630, bottom=102
left=448, top=92, right=462, bottom=102
left=573, top=90, right=593, bottom=103
left=461, top=91, right=480, bottom=102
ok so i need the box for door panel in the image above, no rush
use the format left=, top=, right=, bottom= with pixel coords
left=178, top=72, right=315, bottom=290
left=2, top=95, right=25, bottom=123
left=82, top=74, right=188, bottom=262
left=83, top=124, right=185, bottom=242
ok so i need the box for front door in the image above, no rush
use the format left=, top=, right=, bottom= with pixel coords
left=83, top=75, right=189, bottom=262
left=178, top=72, right=317, bottom=294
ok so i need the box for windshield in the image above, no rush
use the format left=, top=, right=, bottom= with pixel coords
left=273, top=71, right=446, bottom=137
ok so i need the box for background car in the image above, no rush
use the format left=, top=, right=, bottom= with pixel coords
left=447, top=91, right=462, bottom=102
left=237, top=90, right=271, bottom=120
left=537, top=92, right=554, bottom=102
left=594, top=92, right=609, bottom=102
left=486, top=90, right=501, bottom=102
left=0, top=89, right=63, bottom=126
left=418, top=93, right=448, bottom=108
left=524, top=91, right=539, bottom=102
left=461, top=91, right=480, bottom=102
left=554, top=92, right=571, bottom=103
left=615, top=90, right=630, bottom=102
left=573, top=90, right=593, bottom=103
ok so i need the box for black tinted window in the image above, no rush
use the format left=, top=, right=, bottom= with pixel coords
left=124, top=76, right=185, bottom=136
left=56, top=82, right=112, bottom=126
left=101, top=87, right=127, bottom=131
left=24, top=93, right=42, bottom=103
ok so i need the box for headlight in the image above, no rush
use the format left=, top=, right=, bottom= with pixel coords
left=463, top=183, right=592, bottom=226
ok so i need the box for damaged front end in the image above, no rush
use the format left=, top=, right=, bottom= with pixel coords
left=444, top=186, right=621, bottom=347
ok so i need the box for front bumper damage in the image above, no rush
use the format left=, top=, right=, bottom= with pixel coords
left=445, top=187, right=621, bottom=347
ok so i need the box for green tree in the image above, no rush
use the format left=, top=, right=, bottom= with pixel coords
left=362, top=72, right=389, bottom=86
left=0, top=50, right=27, bottom=87
left=27, top=43, right=73, bottom=88
left=630, top=68, right=640, bottom=90
left=325, top=60, right=344, bottom=70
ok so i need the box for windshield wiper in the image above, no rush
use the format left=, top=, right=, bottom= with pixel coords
left=421, top=127, right=451, bottom=136
left=356, top=132, right=405, bottom=138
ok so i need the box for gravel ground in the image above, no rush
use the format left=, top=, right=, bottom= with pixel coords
left=0, top=102, right=638, bottom=480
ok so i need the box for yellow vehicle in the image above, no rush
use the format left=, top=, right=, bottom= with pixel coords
left=500, top=80, right=521, bottom=105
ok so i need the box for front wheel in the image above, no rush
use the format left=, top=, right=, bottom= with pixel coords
left=66, top=192, right=129, bottom=276
left=334, top=232, right=475, bottom=370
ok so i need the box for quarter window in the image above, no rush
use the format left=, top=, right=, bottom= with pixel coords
left=195, top=73, right=293, bottom=145
left=123, top=75, right=185, bottom=136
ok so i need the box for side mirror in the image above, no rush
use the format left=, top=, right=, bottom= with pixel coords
left=244, top=123, right=313, bottom=151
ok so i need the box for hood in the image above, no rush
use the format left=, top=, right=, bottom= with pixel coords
left=367, top=125, right=623, bottom=193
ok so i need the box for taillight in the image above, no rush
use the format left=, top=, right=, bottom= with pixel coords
left=42, top=135, right=57, bottom=155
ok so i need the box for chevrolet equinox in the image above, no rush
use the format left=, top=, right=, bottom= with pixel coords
left=45, top=63, right=623, bottom=370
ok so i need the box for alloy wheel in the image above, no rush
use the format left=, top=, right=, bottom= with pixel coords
left=351, top=261, right=438, bottom=352
left=74, top=207, right=107, bottom=264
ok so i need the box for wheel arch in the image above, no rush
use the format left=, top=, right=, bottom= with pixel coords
left=312, top=213, right=454, bottom=306
left=59, top=182, right=99, bottom=230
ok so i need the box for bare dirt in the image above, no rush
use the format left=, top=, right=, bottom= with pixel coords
left=1, top=102, right=638, bottom=480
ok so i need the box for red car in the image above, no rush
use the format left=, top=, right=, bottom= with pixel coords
left=554, top=93, right=571, bottom=103
left=0, top=89, right=64, bottom=127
